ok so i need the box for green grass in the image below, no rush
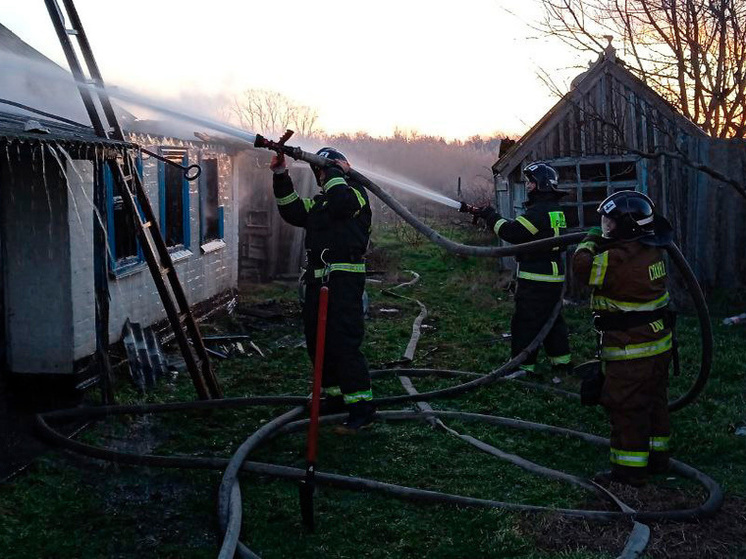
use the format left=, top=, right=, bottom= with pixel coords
left=1, top=222, right=744, bottom=558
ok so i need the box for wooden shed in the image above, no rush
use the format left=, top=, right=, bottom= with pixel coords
left=493, top=43, right=746, bottom=290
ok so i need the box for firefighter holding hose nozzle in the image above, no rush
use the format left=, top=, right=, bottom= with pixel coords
left=471, top=162, right=572, bottom=376
left=269, top=148, right=375, bottom=434
left=572, top=191, right=672, bottom=487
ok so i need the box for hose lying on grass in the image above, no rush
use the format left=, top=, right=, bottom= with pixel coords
left=35, top=273, right=721, bottom=559
left=35, top=167, right=716, bottom=558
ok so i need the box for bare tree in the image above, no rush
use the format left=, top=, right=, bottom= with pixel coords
left=538, top=0, right=746, bottom=138
left=228, top=89, right=320, bottom=138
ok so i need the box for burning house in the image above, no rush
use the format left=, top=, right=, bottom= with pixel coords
left=0, top=24, right=243, bottom=394
left=493, top=41, right=746, bottom=289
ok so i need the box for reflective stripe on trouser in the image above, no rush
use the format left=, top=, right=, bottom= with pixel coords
left=549, top=354, right=572, bottom=365
left=314, top=263, right=366, bottom=278
left=512, top=279, right=570, bottom=368
left=649, top=436, right=670, bottom=451
left=600, top=333, right=672, bottom=361
left=343, top=389, right=373, bottom=404
left=303, top=272, right=371, bottom=400
left=600, top=351, right=671, bottom=481
left=610, top=448, right=648, bottom=468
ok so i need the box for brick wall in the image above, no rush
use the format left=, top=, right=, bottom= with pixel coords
left=105, top=137, right=239, bottom=342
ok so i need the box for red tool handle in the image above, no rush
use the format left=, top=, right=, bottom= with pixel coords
left=307, top=286, right=329, bottom=463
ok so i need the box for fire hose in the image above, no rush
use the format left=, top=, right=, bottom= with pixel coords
left=34, top=132, right=717, bottom=558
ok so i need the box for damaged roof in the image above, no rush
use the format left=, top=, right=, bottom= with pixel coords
left=0, top=111, right=129, bottom=147
left=493, top=46, right=706, bottom=177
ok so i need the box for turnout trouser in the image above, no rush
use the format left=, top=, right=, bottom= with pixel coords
left=303, top=272, right=371, bottom=404
left=511, top=279, right=571, bottom=371
left=600, top=351, right=671, bottom=482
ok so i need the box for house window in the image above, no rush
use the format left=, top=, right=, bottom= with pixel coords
left=200, top=158, right=224, bottom=244
left=104, top=158, right=143, bottom=273
left=551, top=158, right=639, bottom=228
left=159, top=148, right=190, bottom=249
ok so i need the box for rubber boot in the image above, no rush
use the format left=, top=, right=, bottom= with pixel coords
left=334, top=401, right=376, bottom=435
left=319, top=395, right=345, bottom=416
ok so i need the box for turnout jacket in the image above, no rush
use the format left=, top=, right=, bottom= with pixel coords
left=486, top=194, right=567, bottom=282
left=273, top=166, right=372, bottom=275
left=572, top=230, right=672, bottom=361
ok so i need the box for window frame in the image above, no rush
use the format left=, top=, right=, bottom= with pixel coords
left=548, top=156, right=641, bottom=229
left=199, top=155, right=225, bottom=251
left=104, top=156, right=146, bottom=277
left=158, top=147, right=191, bottom=252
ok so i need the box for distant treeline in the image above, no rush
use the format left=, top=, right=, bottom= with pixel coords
left=316, top=130, right=513, bottom=207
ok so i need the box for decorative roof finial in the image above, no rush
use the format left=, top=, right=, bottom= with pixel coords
left=603, top=35, right=616, bottom=61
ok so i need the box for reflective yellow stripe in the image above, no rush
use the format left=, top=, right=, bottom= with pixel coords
left=351, top=186, right=366, bottom=209
left=601, top=332, right=672, bottom=361
left=276, top=192, right=299, bottom=206
left=325, top=386, right=342, bottom=397
left=314, top=263, right=366, bottom=278
left=517, top=270, right=565, bottom=283
left=649, top=436, right=670, bottom=451
left=519, top=364, right=535, bottom=373
left=494, top=218, right=508, bottom=236
left=549, top=354, right=572, bottom=365
left=516, top=216, right=538, bottom=235
left=576, top=241, right=597, bottom=254
left=589, top=251, right=609, bottom=287
left=591, top=291, right=670, bottom=312
left=610, top=448, right=649, bottom=467
left=302, top=198, right=315, bottom=212
left=343, top=389, right=373, bottom=404
left=323, top=177, right=347, bottom=192
left=551, top=262, right=559, bottom=276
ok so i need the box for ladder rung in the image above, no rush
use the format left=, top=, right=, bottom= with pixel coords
left=142, top=221, right=152, bottom=229
left=65, top=28, right=79, bottom=35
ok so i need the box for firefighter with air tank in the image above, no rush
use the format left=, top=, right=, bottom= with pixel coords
left=269, top=147, right=376, bottom=434
left=473, top=162, right=572, bottom=376
left=573, top=191, right=672, bottom=487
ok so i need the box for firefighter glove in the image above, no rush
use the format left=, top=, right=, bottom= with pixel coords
left=576, top=226, right=605, bottom=254
left=474, top=205, right=500, bottom=227
left=270, top=153, right=287, bottom=174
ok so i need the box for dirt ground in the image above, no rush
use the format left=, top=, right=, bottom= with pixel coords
left=521, top=483, right=746, bottom=558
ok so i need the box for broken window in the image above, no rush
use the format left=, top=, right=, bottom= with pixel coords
left=104, top=158, right=142, bottom=272
left=200, top=158, right=223, bottom=244
left=159, top=149, right=190, bottom=249
left=550, top=158, right=640, bottom=228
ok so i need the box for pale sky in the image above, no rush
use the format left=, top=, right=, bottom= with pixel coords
left=0, top=0, right=590, bottom=139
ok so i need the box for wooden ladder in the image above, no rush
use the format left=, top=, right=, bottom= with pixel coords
left=44, top=0, right=222, bottom=399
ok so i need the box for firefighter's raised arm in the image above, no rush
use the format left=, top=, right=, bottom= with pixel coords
left=271, top=153, right=312, bottom=228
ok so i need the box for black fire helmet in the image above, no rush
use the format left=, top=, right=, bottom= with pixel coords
left=523, top=162, right=564, bottom=195
left=597, top=190, right=656, bottom=240
left=311, top=147, right=349, bottom=186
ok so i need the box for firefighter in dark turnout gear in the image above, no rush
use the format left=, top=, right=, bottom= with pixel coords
left=270, top=147, right=375, bottom=433
left=572, top=191, right=672, bottom=487
left=476, top=162, right=571, bottom=375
